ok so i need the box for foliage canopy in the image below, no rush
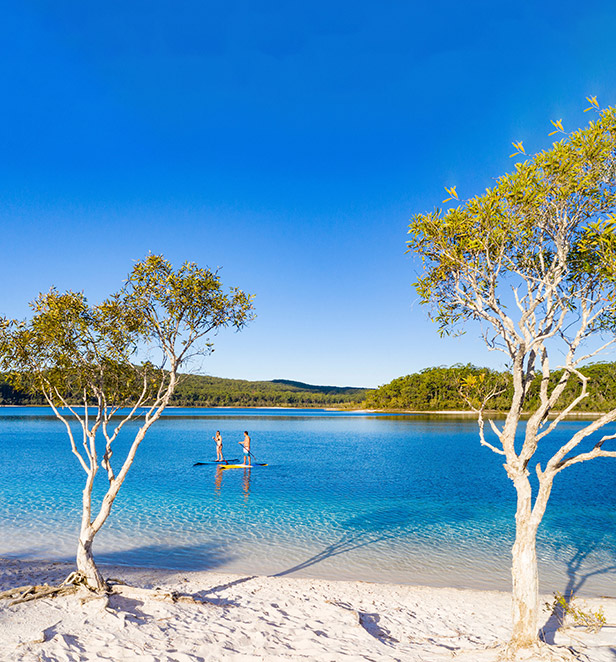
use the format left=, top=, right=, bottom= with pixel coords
left=408, top=107, right=616, bottom=339
left=2, top=254, right=254, bottom=410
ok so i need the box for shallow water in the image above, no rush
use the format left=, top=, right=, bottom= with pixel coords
left=0, top=407, right=614, bottom=596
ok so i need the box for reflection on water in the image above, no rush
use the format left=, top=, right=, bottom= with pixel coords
left=242, top=469, right=251, bottom=502
left=0, top=406, right=386, bottom=421
left=212, top=465, right=251, bottom=503
left=214, top=466, right=224, bottom=496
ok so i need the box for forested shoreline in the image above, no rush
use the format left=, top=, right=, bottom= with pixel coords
left=0, top=373, right=369, bottom=408
left=365, top=363, right=616, bottom=412
left=3, top=362, right=616, bottom=411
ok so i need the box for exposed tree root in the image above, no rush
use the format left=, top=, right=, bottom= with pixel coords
left=0, top=570, right=101, bottom=606
left=0, top=583, right=78, bottom=606
left=106, top=581, right=222, bottom=607
left=0, top=574, right=225, bottom=609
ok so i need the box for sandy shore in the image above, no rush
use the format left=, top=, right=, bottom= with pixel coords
left=1, top=559, right=615, bottom=661
left=0, top=560, right=616, bottom=662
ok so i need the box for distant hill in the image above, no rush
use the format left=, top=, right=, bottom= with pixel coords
left=0, top=373, right=369, bottom=408
left=171, top=375, right=369, bottom=407
left=270, top=379, right=367, bottom=396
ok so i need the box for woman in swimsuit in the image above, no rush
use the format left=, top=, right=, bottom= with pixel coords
left=213, top=430, right=224, bottom=461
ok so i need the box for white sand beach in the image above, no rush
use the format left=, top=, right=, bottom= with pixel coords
left=1, top=558, right=615, bottom=661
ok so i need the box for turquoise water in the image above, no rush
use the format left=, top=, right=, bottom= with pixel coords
left=0, top=407, right=615, bottom=596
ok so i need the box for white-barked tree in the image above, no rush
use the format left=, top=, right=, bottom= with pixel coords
left=407, top=103, right=616, bottom=659
left=1, top=254, right=254, bottom=590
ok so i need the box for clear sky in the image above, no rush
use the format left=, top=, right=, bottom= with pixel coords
left=2, top=1, right=616, bottom=387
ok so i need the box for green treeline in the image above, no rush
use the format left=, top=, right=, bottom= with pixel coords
left=364, top=365, right=509, bottom=410
left=0, top=373, right=369, bottom=408
left=5, top=363, right=616, bottom=411
left=364, top=363, right=616, bottom=412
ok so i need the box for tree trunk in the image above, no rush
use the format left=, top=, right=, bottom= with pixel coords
left=76, top=526, right=106, bottom=590
left=74, top=463, right=106, bottom=591
left=509, top=477, right=540, bottom=650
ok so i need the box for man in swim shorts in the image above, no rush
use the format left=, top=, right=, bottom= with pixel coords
left=239, top=431, right=251, bottom=466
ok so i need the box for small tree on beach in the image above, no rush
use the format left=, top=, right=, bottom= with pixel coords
left=1, top=254, right=254, bottom=590
left=407, top=101, right=616, bottom=658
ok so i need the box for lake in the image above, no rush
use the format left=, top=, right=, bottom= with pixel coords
left=0, top=407, right=615, bottom=596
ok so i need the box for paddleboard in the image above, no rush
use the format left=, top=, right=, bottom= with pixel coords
left=193, top=459, right=239, bottom=466
left=220, top=463, right=268, bottom=469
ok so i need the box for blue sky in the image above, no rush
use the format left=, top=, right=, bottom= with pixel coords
left=2, top=1, right=616, bottom=387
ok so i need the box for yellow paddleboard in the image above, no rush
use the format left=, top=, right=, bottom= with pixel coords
left=220, top=463, right=268, bottom=469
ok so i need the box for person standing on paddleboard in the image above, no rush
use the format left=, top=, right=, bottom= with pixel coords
left=239, top=431, right=251, bottom=466
left=214, top=430, right=224, bottom=461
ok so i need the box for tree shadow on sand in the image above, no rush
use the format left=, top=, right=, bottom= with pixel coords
left=540, top=539, right=616, bottom=644
left=274, top=507, right=419, bottom=578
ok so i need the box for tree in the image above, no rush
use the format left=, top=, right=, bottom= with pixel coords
left=1, top=254, right=254, bottom=590
left=407, top=102, right=616, bottom=659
